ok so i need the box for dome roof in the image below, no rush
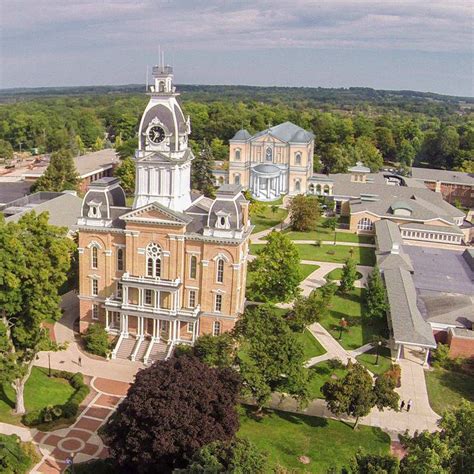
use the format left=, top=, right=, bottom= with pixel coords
left=252, top=163, right=281, bottom=177
left=231, top=129, right=251, bottom=141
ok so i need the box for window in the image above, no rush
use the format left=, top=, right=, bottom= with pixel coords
left=145, top=289, right=153, bottom=306
left=357, top=218, right=374, bottom=231
left=295, top=152, right=301, bottom=165
left=295, top=180, right=301, bottom=193
left=216, top=258, right=224, bottom=283
left=116, top=282, right=123, bottom=300
left=265, top=147, right=273, bottom=161
left=189, top=290, right=196, bottom=308
left=215, top=294, right=223, bottom=312
left=91, top=246, right=98, bottom=269
left=190, top=256, right=197, bottom=279
left=92, top=304, right=99, bottom=320
left=187, top=322, right=195, bottom=334
left=235, top=149, right=241, bottom=161
left=213, top=320, right=221, bottom=336
left=117, top=248, right=124, bottom=271
left=234, top=174, right=240, bottom=185
left=146, top=243, right=162, bottom=277
left=92, top=279, right=98, bottom=296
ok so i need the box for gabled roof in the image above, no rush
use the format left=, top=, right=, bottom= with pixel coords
left=250, top=121, right=314, bottom=143
left=412, top=167, right=474, bottom=186
left=120, top=201, right=193, bottom=226
left=230, top=129, right=252, bottom=141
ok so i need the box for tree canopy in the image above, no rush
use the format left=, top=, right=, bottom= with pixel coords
left=103, top=354, right=241, bottom=472
left=365, top=266, right=388, bottom=319
left=32, top=149, right=79, bottom=192
left=288, top=195, right=320, bottom=232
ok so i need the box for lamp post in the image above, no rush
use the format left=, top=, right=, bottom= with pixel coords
left=339, top=317, right=346, bottom=340
left=48, top=353, right=51, bottom=378
left=375, top=340, right=382, bottom=366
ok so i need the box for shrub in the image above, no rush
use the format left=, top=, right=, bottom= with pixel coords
left=83, top=323, right=111, bottom=357
left=431, top=343, right=451, bottom=368
left=0, top=434, right=38, bottom=474
left=385, top=364, right=401, bottom=388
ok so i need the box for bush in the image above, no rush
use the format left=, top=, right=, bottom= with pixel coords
left=431, top=343, right=451, bottom=368
left=83, top=323, right=111, bottom=357
left=0, top=434, right=38, bottom=474
left=385, top=364, right=401, bottom=388
left=22, top=371, right=89, bottom=428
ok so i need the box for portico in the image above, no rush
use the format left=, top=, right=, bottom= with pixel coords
left=250, top=163, right=287, bottom=201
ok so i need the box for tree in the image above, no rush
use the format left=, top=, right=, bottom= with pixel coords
left=352, top=137, right=384, bottom=172
left=0, top=434, right=37, bottom=474
left=209, top=137, right=228, bottom=161
left=396, top=139, right=416, bottom=167
left=339, top=257, right=358, bottom=294
left=234, top=305, right=311, bottom=411
left=92, top=136, right=105, bottom=151
left=0, top=212, right=74, bottom=414
left=365, top=266, right=388, bottom=319
left=288, top=195, right=320, bottom=232
left=182, top=438, right=267, bottom=473
left=322, top=362, right=398, bottom=429
left=83, top=323, right=111, bottom=358
left=321, top=143, right=352, bottom=173
left=289, top=282, right=337, bottom=332
left=248, top=231, right=301, bottom=303
left=116, top=137, right=136, bottom=160
left=32, top=149, right=79, bottom=192
left=0, top=139, right=13, bottom=162
left=191, top=333, right=234, bottom=368
left=400, top=402, right=474, bottom=474
left=350, top=450, right=399, bottom=474
left=191, top=139, right=215, bottom=197
left=324, top=217, right=338, bottom=244
left=103, top=354, right=241, bottom=472
left=114, top=156, right=135, bottom=195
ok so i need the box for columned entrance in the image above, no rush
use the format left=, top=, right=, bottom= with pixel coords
left=250, top=163, right=287, bottom=201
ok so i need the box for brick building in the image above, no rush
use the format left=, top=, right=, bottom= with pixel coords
left=76, top=65, right=251, bottom=363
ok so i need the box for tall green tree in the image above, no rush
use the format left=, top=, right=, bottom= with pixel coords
left=322, top=362, right=398, bottom=429
left=288, top=195, right=320, bottom=232
left=339, top=257, right=358, bottom=294
left=32, top=149, right=79, bottom=192
left=248, top=231, right=301, bottom=303
left=366, top=266, right=388, bottom=319
left=0, top=212, right=74, bottom=414
left=400, top=402, right=474, bottom=474
left=114, top=156, right=136, bottom=195
left=234, top=305, right=311, bottom=411
left=0, top=139, right=14, bottom=162
left=352, top=137, right=384, bottom=172
left=191, top=139, right=216, bottom=197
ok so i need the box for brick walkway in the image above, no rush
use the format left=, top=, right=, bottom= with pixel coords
left=31, top=377, right=130, bottom=474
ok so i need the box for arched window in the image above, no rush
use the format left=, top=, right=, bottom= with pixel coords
left=234, top=174, right=241, bottom=185
left=265, top=147, right=273, bottom=162
left=295, top=180, right=301, bottom=193
left=91, top=246, right=98, bottom=269
left=357, top=218, right=374, bottom=231
left=213, top=320, right=221, bottom=335
left=146, top=243, right=162, bottom=277
left=117, top=248, right=124, bottom=271
left=235, top=149, right=241, bottom=161
left=316, top=184, right=322, bottom=195
left=190, top=256, right=197, bottom=279
left=295, top=152, right=302, bottom=165
left=159, top=81, right=165, bottom=92
left=216, top=258, right=224, bottom=283
left=323, top=185, right=330, bottom=196
left=309, top=184, right=315, bottom=194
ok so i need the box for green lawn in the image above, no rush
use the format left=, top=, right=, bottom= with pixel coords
left=308, top=360, right=348, bottom=399
left=239, top=407, right=390, bottom=473
left=0, top=367, right=75, bottom=425
left=356, top=347, right=393, bottom=375
left=250, top=243, right=376, bottom=266
left=297, top=329, right=326, bottom=361
left=325, top=268, right=362, bottom=281
left=318, top=289, right=388, bottom=350
left=284, top=230, right=374, bottom=245
left=251, top=204, right=288, bottom=234
left=425, top=367, right=474, bottom=416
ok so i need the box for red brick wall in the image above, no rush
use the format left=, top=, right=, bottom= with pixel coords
left=440, top=183, right=473, bottom=207
left=447, top=332, right=474, bottom=358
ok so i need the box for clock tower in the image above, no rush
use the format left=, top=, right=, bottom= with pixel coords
left=133, top=64, right=193, bottom=211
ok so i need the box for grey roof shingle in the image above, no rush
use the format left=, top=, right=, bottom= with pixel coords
left=250, top=121, right=313, bottom=143
left=400, top=222, right=464, bottom=235
left=0, top=181, right=32, bottom=205
left=412, top=167, right=474, bottom=186
left=383, top=267, right=437, bottom=348
left=230, top=129, right=252, bottom=141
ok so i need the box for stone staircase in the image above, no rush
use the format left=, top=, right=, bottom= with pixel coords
left=114, top=336, right=136, bottom=360
left=134, top=338, right=151, bottom=362
left=147, top=341, right=169, bottom=364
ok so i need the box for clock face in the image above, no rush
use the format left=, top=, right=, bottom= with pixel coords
left=148, top=125, right=166, bottom=144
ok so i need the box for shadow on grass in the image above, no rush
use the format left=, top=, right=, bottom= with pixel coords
left=0, top=385, right=15, bottom=409
left=436, top=369, right=474, bottom=404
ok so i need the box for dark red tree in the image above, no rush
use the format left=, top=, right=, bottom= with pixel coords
left=103, top=354, right=241, bottom=473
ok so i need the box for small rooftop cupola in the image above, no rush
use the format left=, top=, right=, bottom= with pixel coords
left=151, top=64, right=174, bottom=95
left=349, top=161, right=371, bottom=183
left=78, top=177, right=126, bottom=227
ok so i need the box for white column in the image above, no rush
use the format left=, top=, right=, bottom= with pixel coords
left=192, top=320, right=197, bottom=343
left=123, top=285, right=129, bottom=304
left=424, top=348, right=430, bottom=366
left=156, top=319, right=160, bottom=342
left=138, top=317, right=144, bottom=336
left=105, top=309, right=109, bottom=331
left=396, top=343, right=402, bottom=361
left=138, top=288, right=144, bottom=307
left=176, top=320, right=180, bottom=341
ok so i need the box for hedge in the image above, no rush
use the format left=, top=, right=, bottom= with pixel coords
left=22, top=370, right=90, bottom=428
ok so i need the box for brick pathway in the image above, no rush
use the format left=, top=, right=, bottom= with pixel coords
left=31, top=377, right=130, bottom=474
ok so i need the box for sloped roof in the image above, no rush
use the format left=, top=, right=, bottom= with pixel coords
left=412, top=167, right=474, bottom=186
left=231, top=129, right=252, bottom=141
left=251, top=121, right=314, bottom=143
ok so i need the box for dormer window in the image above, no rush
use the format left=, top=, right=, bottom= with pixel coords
left=87, top=201, right=102, bottom=219
left=215, top=212, right=231, bottom=229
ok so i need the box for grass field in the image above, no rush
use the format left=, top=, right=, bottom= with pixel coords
left=239, top=407, right=391, bottom=472
left=284, top=230, right=375, bottom=245
left=250, top=243, right=376, bottom=266
left=318, top=288, right=388, bottom=350
left=325, top=268, right=362, bottom=281
left=297, top=329, right=326, bottom=361
left=251, top=203, right=288, bottom=234
left=356, top=347, right=393, bottom=375
left=425, top=366, right=474, bottom=415
left=308, top=360, right=348, bottom=399
left=0, top=367, right=75, bottom=425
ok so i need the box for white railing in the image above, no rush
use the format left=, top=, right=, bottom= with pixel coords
left=122, top=273, right=181, bottom=288
left=165, top=341, right=175, bottom=360
left=130, top=336, right=144, bottom=361
left=111, top=333, right=125, bottom=360
left=143, top=338, right=156, bottom=365
left=104, top=301, right=200, bottom=320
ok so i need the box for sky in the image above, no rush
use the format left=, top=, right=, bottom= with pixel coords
left=1, top=0, right=473, bottom=96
